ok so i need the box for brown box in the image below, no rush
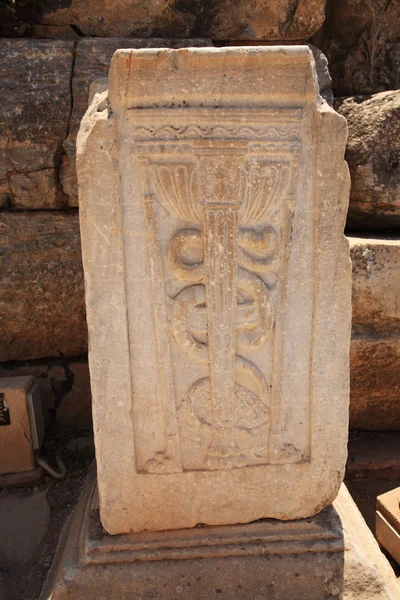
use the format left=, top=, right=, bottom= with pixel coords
left=376, top=487, right=400, bottom=565
left=0, top=376, right=42, bottom=475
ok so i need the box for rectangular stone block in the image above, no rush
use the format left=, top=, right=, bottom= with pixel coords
left=350, top=237, right=400, bottom=337
left=376, top=486, right=400, bottom=566
left=338, top=93, right=400, bottom=231
left=350, top=337, right=400, bottom=430
left=0, top=212, right=87, bottom=362
left=77, top=47, right=351, bottom=534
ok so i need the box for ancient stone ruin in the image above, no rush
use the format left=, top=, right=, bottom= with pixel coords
left=36, top=45, right=400, bottom=599
left=1, top=2, right=400, bottom=599
left=76, top=46, right=351, bottom=534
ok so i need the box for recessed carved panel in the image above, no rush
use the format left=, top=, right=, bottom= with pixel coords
left=78, top=47, right=351, bottom=533
left=130, top=112, right=302, bottom=473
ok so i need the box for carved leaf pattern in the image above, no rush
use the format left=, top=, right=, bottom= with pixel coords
left=139, top=139, right=297, bottom=470
left=150, top=163, right=201, bottom=222
left=240, top=160, right=290, bottom=226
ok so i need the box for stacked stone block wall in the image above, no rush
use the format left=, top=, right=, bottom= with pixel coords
left=0, top=0, right=399, bottom=430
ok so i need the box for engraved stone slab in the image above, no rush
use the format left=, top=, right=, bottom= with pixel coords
left=77, top=47, right=351, bottom=534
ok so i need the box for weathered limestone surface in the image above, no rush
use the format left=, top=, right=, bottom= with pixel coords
left=313, top=0, right=400, bottom=96
left=77, top=47, right=351, bottom=534
left=349, top=236, right=400, bottom=430
left=0, top=40, right=74, bottom=209
left=350, top=237, right=400, bottom=337
left=61, top=38, right=212, bottom=206
left=17, top=0, right=325, bottom=41
left=336, top=92, right=400, bottom=231
left=350, top=338, right=400, bottom=430
left=0, top=212, right=87, bottom=362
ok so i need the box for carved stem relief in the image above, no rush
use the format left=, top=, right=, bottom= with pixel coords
left=132, top=117, right=302, bottom=473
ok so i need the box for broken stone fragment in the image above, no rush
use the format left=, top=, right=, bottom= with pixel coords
left=337, top=91, right=400, bottom=231
left=16, top=0, right=326, bottom=40
left=313, top=0, right=400, bottom=96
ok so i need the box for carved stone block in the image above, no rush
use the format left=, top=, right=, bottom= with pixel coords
left=77, top=47, right=351, bottom=534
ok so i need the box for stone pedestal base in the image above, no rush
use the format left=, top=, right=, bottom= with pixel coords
left=41, top=469, right=400, bottom=600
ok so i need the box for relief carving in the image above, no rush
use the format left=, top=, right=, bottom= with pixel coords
left=133, top=123, right=301, bottom=141
left=78, top=47, right=352, bottom=533
left=134, top=123, right=301, bottom=473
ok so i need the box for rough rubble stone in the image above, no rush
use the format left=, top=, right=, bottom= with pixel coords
left=350, top=237, right=400, bottom=337
left=77, top=47, right=350, bottom=534
left=312, top=0, right=400, bottom=96
left=337, top=92, right=400, bottom=231
left=61, top=38, right=213, bottom=206
left=0, top=39, right=74, bottom=209
left=0, top=211, right=87, bottom=362
left=17, top=0, right=325, bottom=41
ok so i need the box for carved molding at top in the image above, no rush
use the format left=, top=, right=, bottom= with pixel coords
left=132, top=124, right=301, bottom=141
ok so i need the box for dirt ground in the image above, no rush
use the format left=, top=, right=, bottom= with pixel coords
left=0, top=426, right=93, bottom=600
left=0, top=430, right=399, bottom=600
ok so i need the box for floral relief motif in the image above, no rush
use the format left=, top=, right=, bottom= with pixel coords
left=133, top=119, right=302, bottom=473
left=150, top=151, right=290, bottom=471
